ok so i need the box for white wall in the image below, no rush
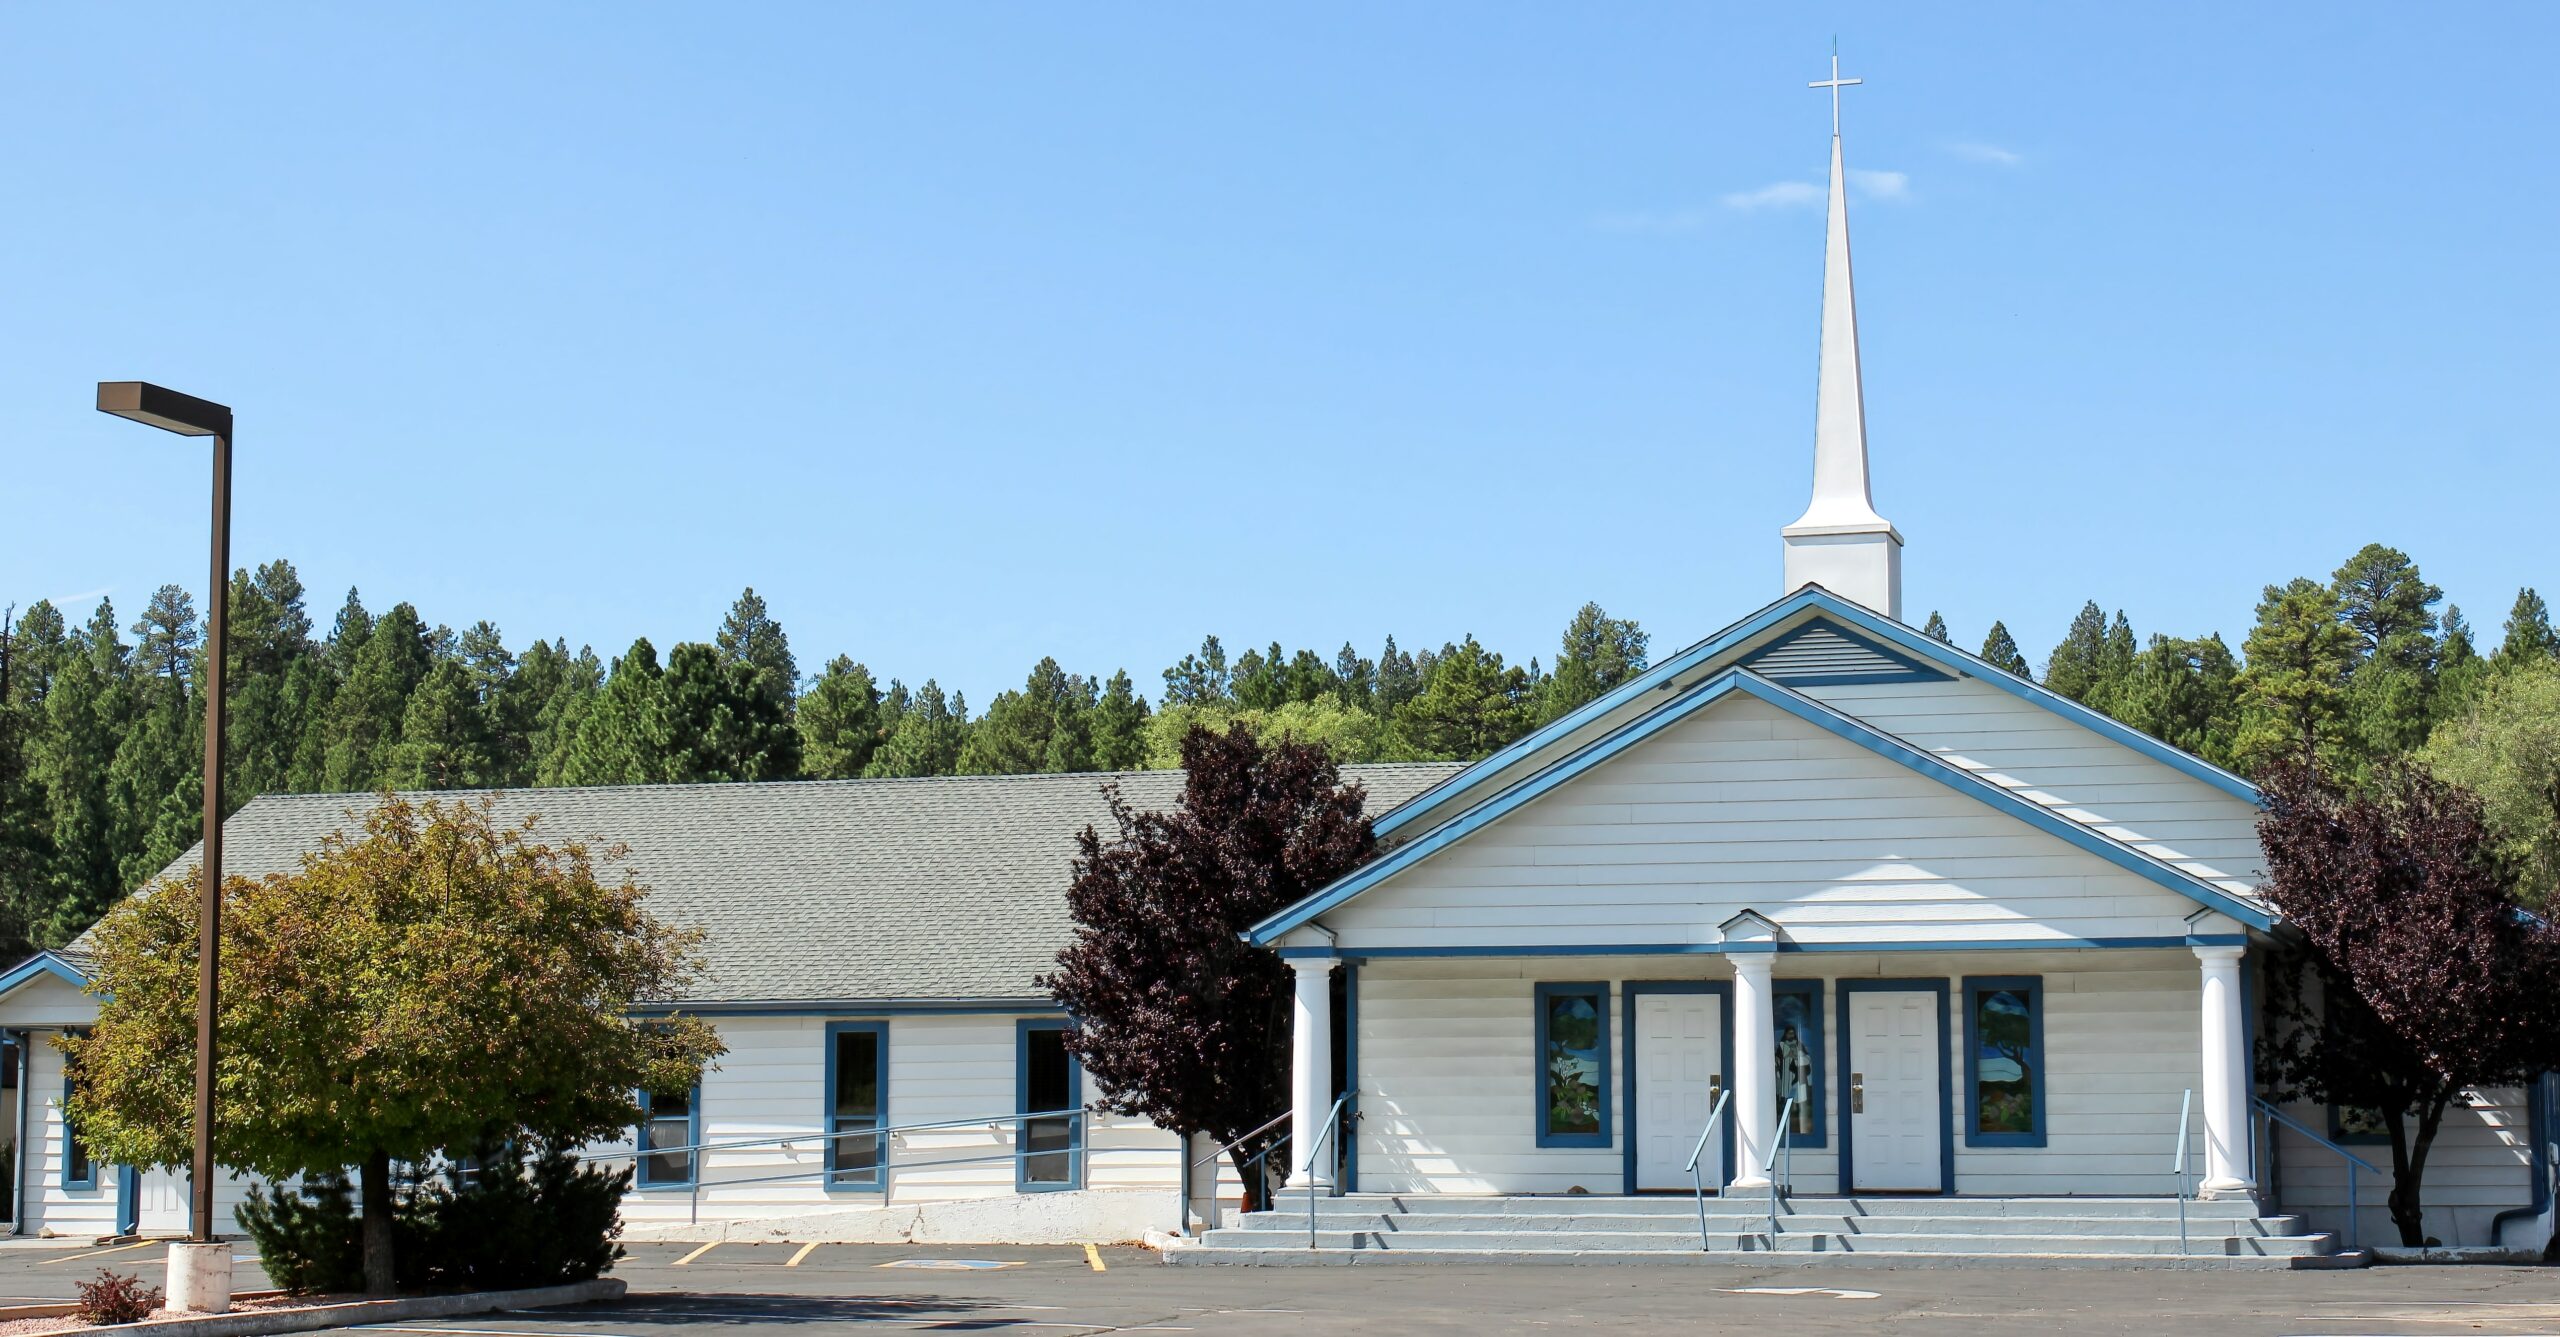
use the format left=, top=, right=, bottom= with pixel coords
left=1330, top=695, right=2224, bottom=952
left=11, top=1027, right=260, bottom=1239
left=2266, top=1086, right=2538, bottom=1249
left=1356, top=949, right=2244, bottom=1197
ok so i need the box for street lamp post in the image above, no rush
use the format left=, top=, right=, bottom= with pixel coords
left=95, top=381, right=234, bottom=1314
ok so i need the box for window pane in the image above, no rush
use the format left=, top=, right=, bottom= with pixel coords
left=1023, top=1028, right=1075, bottom=1185
left=643, top=1087, right=693, bottom=1184
left=1026, top=1030, right=1069, bottom=1113
left=835, top=1032, right=879, bottom=1118
left=1543, top=991, right=1603, bottom=1137
left=1774, top=988, right=1818, bottom=1139
left=1972, top=988, right=2036, bottom=1135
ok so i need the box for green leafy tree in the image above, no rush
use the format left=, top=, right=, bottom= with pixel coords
left=1978, top=621, right=2030, bottom=678
left=1922, top=611, right=1951, bottom=643
left=796, top=656, right=887, bottom=780
left=1389, top=636, right=1533, bottom=762
left=1538, top=603, right=1648, bottom=724
left=2496, top=588, right=2558, bottom=668
left=64, top=795, right=722, bottom=1294
left=2234, top=578, right=2359, bottom=776
left=657, top=642, right=801, bottom=783
left=2423, top=660, right=2560, bottom=908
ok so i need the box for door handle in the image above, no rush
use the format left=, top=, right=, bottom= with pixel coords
left=1851, top=1073, right=1865, bottom=1114
left=1709, top=1074, right=1723, bottom=1106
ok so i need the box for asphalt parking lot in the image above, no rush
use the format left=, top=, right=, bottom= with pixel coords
left=0, top=1238, right=2554, bottom=1334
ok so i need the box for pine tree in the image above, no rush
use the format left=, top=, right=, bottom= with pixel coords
left=1089, top=669, right=1151, bottom=771
left=863, top=680, right=968, bottom=778
left=716, top=587, right=798, bottom=716
left=2495, top=588, right=2558, bottom=668
left=529, top=643, right=605, bottom=787
left=961, top=658, right=1096, bottom=775
left=1161, top=637, right=1230, bottom=707
left=2234, top=578, right=2359, bottom=775
left=324, top=588, right=374, bottom=682
left=1376, top=636, right=1421, bottom=716
left=129, top=584, right=200, bottom=686
left=106, top=671, right=199, bottom=888
left=2331, top=544, right=2441, bottom=672
left=1539, top=603, right=1649, bottom=725
left=796, top=656, right=886, bottom=780
left=0, top=609, right=56, bottom=959
left=1922, top=611, right=1952, bottom=643
left=32, top=605, right=125, bottom=944
left=1331, top=644, right=1376, bottom=712
left=1979, top=622, right=2031, bottom=678
left=560, top=639, right=665, bottom=787
left=2115, top=634, right=2241, bottom=768
left=2043, top=602, right=2111, bottom=703
left=658, top=642, right=800, bottom=783
left=6, top=602, right=70, bottom=709
left=388, top=659, right=498, bottom=790
left=224, top=562, right=316, bottom=805
left=2434, top=605, right=2490, bottom=726
left=1389, top=636, right=1533, bottom=762
left=322, top=602, right=433, bottom=791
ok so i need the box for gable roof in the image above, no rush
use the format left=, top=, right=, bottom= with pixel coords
left=1373, top=585, right=2260, bottom=844
left=1246, top=668, right=2275, bottom=946
left=0, top=950, right=93, bottom=1000
left=72, top=764, right=1464, bottom=1009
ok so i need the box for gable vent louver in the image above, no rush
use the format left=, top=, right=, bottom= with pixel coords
left=1741, top=621, right=1951, bottom=687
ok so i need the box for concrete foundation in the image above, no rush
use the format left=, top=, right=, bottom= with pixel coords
left=165, top=1242, right=233, bottom=1314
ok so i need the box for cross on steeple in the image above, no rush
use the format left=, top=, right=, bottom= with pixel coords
left=1808, top=44, right=1861, bottom=137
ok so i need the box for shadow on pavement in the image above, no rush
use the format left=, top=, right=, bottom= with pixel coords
left=562, top=1293, right=1026, bottom=1327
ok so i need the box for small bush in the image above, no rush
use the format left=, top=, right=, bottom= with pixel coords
left=237, top=1174, right=366, bottom=1294
left=74, top=1270, right=162, bottom=1325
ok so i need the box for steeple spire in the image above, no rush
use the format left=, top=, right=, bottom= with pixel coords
left=1782, top=46, right=1904, bottom=619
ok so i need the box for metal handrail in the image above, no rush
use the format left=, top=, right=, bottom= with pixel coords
left=1192, top=1109, right=1292, bottom=1171
left=582, top=1106, right=1090, bottom=1162
left=1684, top=1089, right=1733, bottom=1251
left=2172, top=1088, right=2193, bottom=1255
left=1303, top=1094, right=1349, bottom=1249
left=1766, top=1096, right=1797, bottom=1252
left=2254, top=1097, right=2382, bottom=1252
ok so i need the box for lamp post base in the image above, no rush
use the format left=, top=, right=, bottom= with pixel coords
left=166, top=1242, right=232, bottom=1314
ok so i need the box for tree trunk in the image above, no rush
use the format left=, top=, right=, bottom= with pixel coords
left=358, top=1151, right=397, bottom=1296
left=2385, top=1096, right=2451, bottom=1249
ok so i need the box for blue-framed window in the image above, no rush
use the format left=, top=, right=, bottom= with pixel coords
left=1017, top=1020, right=1082, bottom=1191
left=1773, top=980, right=1826, bottom=1148
left=824, top=1022, right=888, bottom=1191
left=1962, top=976, right=2045, bottom=1148
left=635, top=1082, right=700, bottom=1188
left=61, top=1029, right=94, bottom=1191
left=1534, top=983, right=1611, bottom=1148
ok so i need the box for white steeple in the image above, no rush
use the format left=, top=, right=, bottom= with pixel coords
left=1781, top=48, right=1904, bottom=620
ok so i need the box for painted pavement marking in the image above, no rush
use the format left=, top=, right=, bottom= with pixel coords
left=874, top=1258, right=1025, bottom=1270
left=785, top=1241, right=821, bottom=1267
left=1721, top=1286, right=1881, bottom=1300
left=668, top=1242, right=720, bottom=1266
left=35, top=1241, right=160, bottom=1266
left=1082, top=1242, right=1107, bottom=1272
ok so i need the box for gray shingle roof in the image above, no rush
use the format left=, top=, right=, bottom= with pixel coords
left=126, top=764, right=1464, bottom=1007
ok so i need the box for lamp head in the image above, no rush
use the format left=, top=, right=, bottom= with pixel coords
left=97, top=382, right=231, bottom=438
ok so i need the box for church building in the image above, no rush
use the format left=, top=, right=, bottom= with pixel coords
left=0, top=63, right=2546, bottom=1264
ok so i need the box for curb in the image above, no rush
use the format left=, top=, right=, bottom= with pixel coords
left=114, top=1278, right=625, bottom=1337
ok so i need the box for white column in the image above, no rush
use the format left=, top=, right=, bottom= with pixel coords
left=2193, top=944, right=2257, bottom=1199
left=1285, top=957, right=1337, bottom=1190
left=1729, top=953, right=1776, bottom=1190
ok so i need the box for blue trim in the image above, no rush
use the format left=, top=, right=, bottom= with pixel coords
left=115, top=1165, right=138, bottom=1235
left=1960, top=976, right=2047, bottom=1148
left=1342, top=960, right=1360, bottom=1192
left=1371, top=587, right=2261, bottom=844
left=823, top=1020, right=891, bottom=1192
left=1250, top=666, right=2273, bottom=945
left=1618, top=981, right=1734, bottom=1193
left=633, top=1081, right=702, bottom=1188
left=61, top=1031, right=94, bottom=1192
left=1741, top=619, right=1954, bottom=687
left=2489, top=1075, right=2555, bottom=1246
left=1533, top=982, right=1612, bottom=1149
left=1835, top=979, right=1955, bottom=1194
left=1015, top=1019, right=1083, bottom=1192
left=0, top=953, right=89, bottom=999
left=1324, top=936, right=2241, bottom=961
left=628, top=999, right=1063, bottom=1018
left=1774, top=979, right=1828, bottom=1149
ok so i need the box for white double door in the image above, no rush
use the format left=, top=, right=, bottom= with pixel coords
left=1847, top=989, right=1943, bottom=1192
left=1633, top=992, right=1724, bottom=1190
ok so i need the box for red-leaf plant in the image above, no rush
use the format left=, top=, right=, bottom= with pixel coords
left=1041, top=723, right=1377, bottom=1213
left=2254, top=761, right=2560, bottom=1248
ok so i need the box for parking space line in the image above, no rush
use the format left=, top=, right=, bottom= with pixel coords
left=1082, top=1242, right=1106, bottom=1272
left=36, top=1241, right=159, bottom=1266
left=784, top=1241, right=819, bottom=1267
left=669, top=1241, right=720, bottom=1266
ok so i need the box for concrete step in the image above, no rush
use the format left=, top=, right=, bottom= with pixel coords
left=1198, top=1228, right=2335, bottom=1257
left=1294, top=1194, right=2266, bottom=1219
left=1216, top=1211, right=2308, bottom=1238
left=1169, top=1243, right=2357, bottom=1271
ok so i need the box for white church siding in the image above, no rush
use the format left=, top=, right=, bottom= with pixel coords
left=1353, top=950, right=2216, bottom=1198
left=1328, top=695, right=2223, bottom=952
left=2266, top=1087, right=2537, bottom=1248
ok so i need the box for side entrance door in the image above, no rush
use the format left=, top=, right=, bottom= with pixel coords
left=130, top=1166, right=188, bottom=1235
left=1847, top=989, right=1943, bottom=1192
left=1633, top=991, right=1723, bottom=1190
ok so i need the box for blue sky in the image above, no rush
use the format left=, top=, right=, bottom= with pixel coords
left=6, top=5, right=2552, bottom=705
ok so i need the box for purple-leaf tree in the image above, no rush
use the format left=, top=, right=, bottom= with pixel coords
left=2254, top=761, right=2560, bottom=1248
left=1041, top=723, right=1375, bottom=1211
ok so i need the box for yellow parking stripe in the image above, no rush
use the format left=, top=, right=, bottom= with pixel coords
left=38, top=1241, right=159, bottom=1266
left=671, top=1242, right=720, bottom=1266
left=786, top=1242, right=819, bottom=1267
left=1083, top=1242, right=1106, bottom=1272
